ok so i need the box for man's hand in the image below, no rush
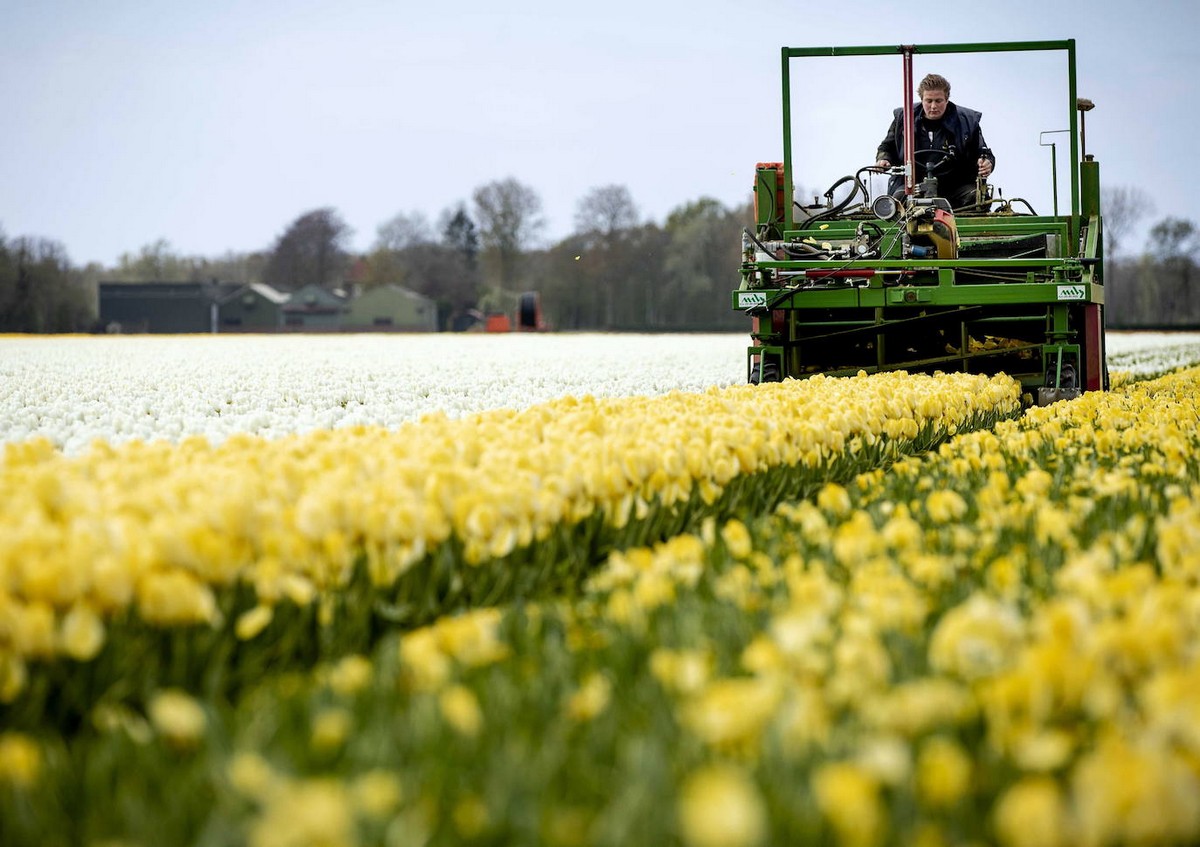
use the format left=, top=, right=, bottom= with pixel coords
left=876, top=158, right=891, bottom=168
left=978, top=158, right=994, bottom=178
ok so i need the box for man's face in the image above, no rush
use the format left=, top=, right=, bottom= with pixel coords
left=921, top=89, right=947, bottom=120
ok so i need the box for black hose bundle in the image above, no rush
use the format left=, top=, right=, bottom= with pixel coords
left=796, top=171, right=870, bottom=230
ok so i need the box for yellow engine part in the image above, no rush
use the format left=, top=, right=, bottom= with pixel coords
left=908, top=208, right=959, bottom=259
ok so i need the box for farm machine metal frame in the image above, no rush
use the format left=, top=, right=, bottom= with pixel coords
left=735, top=40, right=1104, bottom=404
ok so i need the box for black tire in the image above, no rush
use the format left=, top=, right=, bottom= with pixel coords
left=517, top=292, right=539, bottom=330
left=1045, top=360, right=1077, bottom=390
left=750, top=361, right=782, bottom=384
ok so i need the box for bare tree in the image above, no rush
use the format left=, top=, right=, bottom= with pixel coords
left=263, top=208, right=353, bottom=291
left=112, top=241, right=265, bottom=285
left=374, top=211, right=434, bottom=252
left=1147, top=217, right=1199, bottom=263
left=472, top=178, right=544, bottom=292
left=574, top=185, right=640, bottom=327
left=574, top=185, right=639, bottom=237
left=192, top=251, right=268, bottom=286
left=114, top=239, right=187, bottom=281
left=1133, top=216, right=1200, bottom=326
left=365, top=206, right=481, bottom=326
left=1102, top=185, right=1154, bottom=258
left=365, top=211, right=435, bottom=290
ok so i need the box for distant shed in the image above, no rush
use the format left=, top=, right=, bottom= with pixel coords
left=99, top=281, right=239, bottom=333
left=218, top=283, right=289, bottom=331
left=343, top=284, right=437, bottom=331
left=282, top=284, right=347, bottom=331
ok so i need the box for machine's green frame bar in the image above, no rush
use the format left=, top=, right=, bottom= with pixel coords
left=779, top=40, right=1079, bottom=233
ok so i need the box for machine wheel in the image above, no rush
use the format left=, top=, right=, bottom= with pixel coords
left=1061, top=363, right=1077, bottom=390
left=1045, top=361, right=1077, bottom=390
left=517, top=291, right=541, bottom=330
left=1037, top=358, right=1080, bottom=405
left=750, top=360, right=782, bottom=384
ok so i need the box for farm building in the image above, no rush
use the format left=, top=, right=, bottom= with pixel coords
left=343, top=284, right=437, bottom=331
left=281, top=284, right=347, bottom=331
left=98, top=280, right=439, bottom=334
left=217, top=283, right=289, bottom=331
left=98, top=281, right=240, bottom=333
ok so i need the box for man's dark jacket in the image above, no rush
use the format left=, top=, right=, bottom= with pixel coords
left=876, top=101, right=995, bottom=196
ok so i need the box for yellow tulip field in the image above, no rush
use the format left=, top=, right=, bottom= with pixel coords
left=2, top=334, right=1199, bottom=846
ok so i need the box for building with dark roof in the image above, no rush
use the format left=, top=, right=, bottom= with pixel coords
left=99, top=281, right=248, bottom=333
left=281, top=283, right=347, bottom=331
left=217, top=283, right=290, bottom=331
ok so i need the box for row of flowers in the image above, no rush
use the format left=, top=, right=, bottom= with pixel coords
left=3, top=363, right=1197, bottom=845
left=0, top=334, right=749, bottom=454
left=0, top=369, right=1021, bottom=719
left=1104, top=331, right=1200, bottom=377
left=2, top=333, right=1194, bottom=454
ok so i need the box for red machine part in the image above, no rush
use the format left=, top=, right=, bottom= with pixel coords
left=750, top=310, right=787, bottom=349
left=902, top=46, right=916, bottom=196
left=1083, top=304, right=1104, bottom=390
left=804, top=269, right=876, bottom=279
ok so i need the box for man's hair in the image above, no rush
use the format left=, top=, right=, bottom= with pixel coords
left=918, top=73, right=951, bottom=98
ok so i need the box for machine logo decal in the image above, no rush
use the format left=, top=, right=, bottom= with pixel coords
left=1056, top=285, right=1086, bottom=301
left=737, top=292, right=768, bottom=309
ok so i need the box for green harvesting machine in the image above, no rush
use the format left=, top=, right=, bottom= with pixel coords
left=735, top=40, right=1104, bottom=404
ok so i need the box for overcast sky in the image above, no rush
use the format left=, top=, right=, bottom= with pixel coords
left=3, top=0, right=1197, bottom=267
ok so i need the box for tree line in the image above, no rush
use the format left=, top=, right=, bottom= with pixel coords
left=0, top=232, right=95, bottom=333
left=0, top=179, right=752, bottom=334
left=1101, top=186, right=1200, bottom=328
left=0, top=181, right=1195, bottom=332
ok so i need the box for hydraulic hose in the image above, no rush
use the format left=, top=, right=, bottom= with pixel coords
left=797, top=174, right=868, bottom=230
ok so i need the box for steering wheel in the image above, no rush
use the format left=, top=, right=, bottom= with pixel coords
left=912, top=148, right=955, bottom=174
